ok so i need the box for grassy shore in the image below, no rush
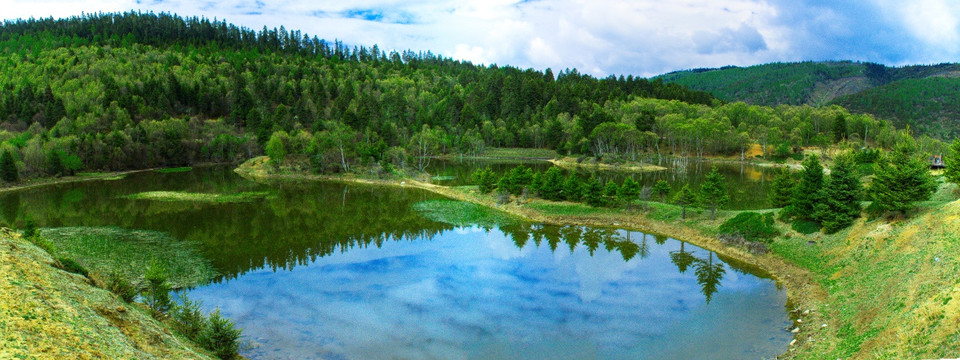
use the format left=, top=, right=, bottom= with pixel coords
left=238, top=155, right=960, bottom=359
left=0, top=229, right=214, bottom=359
left=0, top=170, right=135, bottom=194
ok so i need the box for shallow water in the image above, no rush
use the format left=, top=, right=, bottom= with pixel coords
left=0, top=166, right=791, bottom=359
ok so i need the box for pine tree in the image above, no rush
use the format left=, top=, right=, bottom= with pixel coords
left=539, top=167, right=564, bottom=200
left=0, top=150, right=18, bottom=183
left=867, top=144, right=936, bottom=217
left=787, top=155, right=824, bottom=221
left=944, top=138, right=960, bottom=187
left=813, top=153, right=862, bottom=233
left=699, top=166, right=729, bottom=220
left=674, top=184, right=697, bottom=219
left=618, top=177, right=641, bottom=206
left=768, top=167, right=796, bottom=208
left=472, top=166, right=498, bottom=194
left=583, top=177, right=604, bottom=207
left=603, top=180, right=620, bottom=206
left=652, top=180, right=671, bottom=202
left=563, top=174, right=582, bottom=201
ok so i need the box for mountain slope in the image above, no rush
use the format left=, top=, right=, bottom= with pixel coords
left=659, top=62, right=960, bottom=139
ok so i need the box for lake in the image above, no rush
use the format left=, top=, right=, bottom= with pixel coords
left=0, top=166, right=791, bottom=359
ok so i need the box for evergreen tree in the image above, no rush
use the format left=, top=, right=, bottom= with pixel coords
left=652, top=180, right=671, bottom=202
left=813, top=153, right=863, bottom=233
left=618, top=177, right=641, bottom=206
left=768, top=167, right=796, bottom=208
left=698, top=166, right=729, bottom=220
left=0, top=150, right=18, bottom=183
left=472, top=166, right=498, bottom=194
left=944, top=138, right=960, bottom=187
left=583, top=177, right=604, bottom=207
left=867, top=144, right=936, bottom=217
left=563, top=174, right=582, bottom=201
left=673, top=184, right=697, bottom=219
left=539, top=167, right=564, bottom=201
left=603, top=180, right=620, bottom=206
left=787, top=155, right=824, bottom=221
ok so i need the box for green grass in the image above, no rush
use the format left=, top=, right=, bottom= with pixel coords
left=39, top=227, right=216, bottom=289
left=525, top=200, right=612, bottom=216
left=123, top=191, right=270, bottom=203
left=155, top=167, right=192, bottom=173
left=413, top=200, right=522, bottom=228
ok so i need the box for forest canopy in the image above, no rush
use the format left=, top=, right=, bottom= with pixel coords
left=0, top=12, right=933, bottom=180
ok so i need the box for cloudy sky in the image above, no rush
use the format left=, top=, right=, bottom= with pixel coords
left=3, top=0, right=959, bottom=77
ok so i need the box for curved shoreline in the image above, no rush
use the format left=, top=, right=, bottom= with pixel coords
left=235, top=157, right=823, bottom=358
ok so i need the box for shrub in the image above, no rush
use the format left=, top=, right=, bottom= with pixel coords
left=57, top=257, right=89, bottom=276
left=143, top=259, right=173, bottom=315
left=28, top=235, right=57, bottom=255
left=173, top=295, right=208, bottom=342
left=718, top=212, right=780, bottom=243
left=201, top=309, right=242, bottom=360
left=791, top=220, right=821, bottom=235
left=107, top=272, right=139, bottom=302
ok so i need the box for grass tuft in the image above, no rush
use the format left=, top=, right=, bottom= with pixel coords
left=155, top=167, right=193, bottom=174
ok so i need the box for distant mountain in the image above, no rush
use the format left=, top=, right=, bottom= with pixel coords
left=658, top=61, right=960, bottom=139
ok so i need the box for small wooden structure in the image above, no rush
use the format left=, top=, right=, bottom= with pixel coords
left=931, top=154, right=945, bottom=169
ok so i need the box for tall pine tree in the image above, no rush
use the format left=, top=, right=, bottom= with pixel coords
left=768, top=167, right=796, bottom=208
left=674, top=184, right=697, bottom=219
left=786, top=155, right=824, bottom=222
left=699, top=166, right=729, bottom=220
left=813, top=153, right=862, bottom=233
left=867, top=143, right=936, bottom=217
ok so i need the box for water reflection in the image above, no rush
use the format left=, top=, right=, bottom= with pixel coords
left=184, top=225, right=789, bottom=360
left=0, top=166, right=791, bottom=359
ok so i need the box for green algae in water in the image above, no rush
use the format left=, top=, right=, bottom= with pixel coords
left=413, top=200, right=522, bottom=228
left=40, top=227, right=216, bottom=289
left=123, top=191, right=270, bottom=203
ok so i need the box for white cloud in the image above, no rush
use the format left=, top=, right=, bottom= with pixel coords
left=2, top=0, right=959, bottom=76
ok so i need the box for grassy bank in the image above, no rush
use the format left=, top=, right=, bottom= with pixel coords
left=39, top=227, right=216, bottom=289
left=124, top=191, right=270, bottom=203
left=0, top=170, right=134, bottom=194
left=238, top=155, right=960, bottom=359
left=0, top=229, right=214, bottom=359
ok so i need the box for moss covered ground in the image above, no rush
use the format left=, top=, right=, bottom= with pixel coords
left=0, top=229, right=214, bottom=359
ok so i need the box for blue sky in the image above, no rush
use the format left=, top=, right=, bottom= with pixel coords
left=4, top=0, right=959, bottom=77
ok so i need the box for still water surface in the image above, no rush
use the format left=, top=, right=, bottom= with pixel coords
left=0, top=166, right=791, bottom=359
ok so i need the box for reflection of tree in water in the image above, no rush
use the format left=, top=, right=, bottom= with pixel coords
left=670, top=242, right=697, bottom=273
left=671, top=241, right=726, bottom=303
left=0, top=192, right=19, bottom=226
left=694, top=253, right=726, bottom=303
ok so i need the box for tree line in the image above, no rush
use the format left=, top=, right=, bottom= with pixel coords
left=0, top=12, right=946, bottom=185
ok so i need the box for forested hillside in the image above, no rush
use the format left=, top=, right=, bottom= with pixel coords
left=0, top=13, right=927, bottom=182
left=659, top=62, right=960, bottom=139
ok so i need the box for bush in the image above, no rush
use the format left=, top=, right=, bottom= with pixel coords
left=791, top=219, right=821, bottom=234
left=201, top=309, right=242, bottom=360
left=173, top=295, right=208, bottom=342
left=718, top=212, right=780, bottom=243
left=57, top=257, right=89, bottom=276
left=107, top=272, right=138, bottom=302
left=28, top=235, right=57, bottom=255
left=143, top=259, right=172, bottom=315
